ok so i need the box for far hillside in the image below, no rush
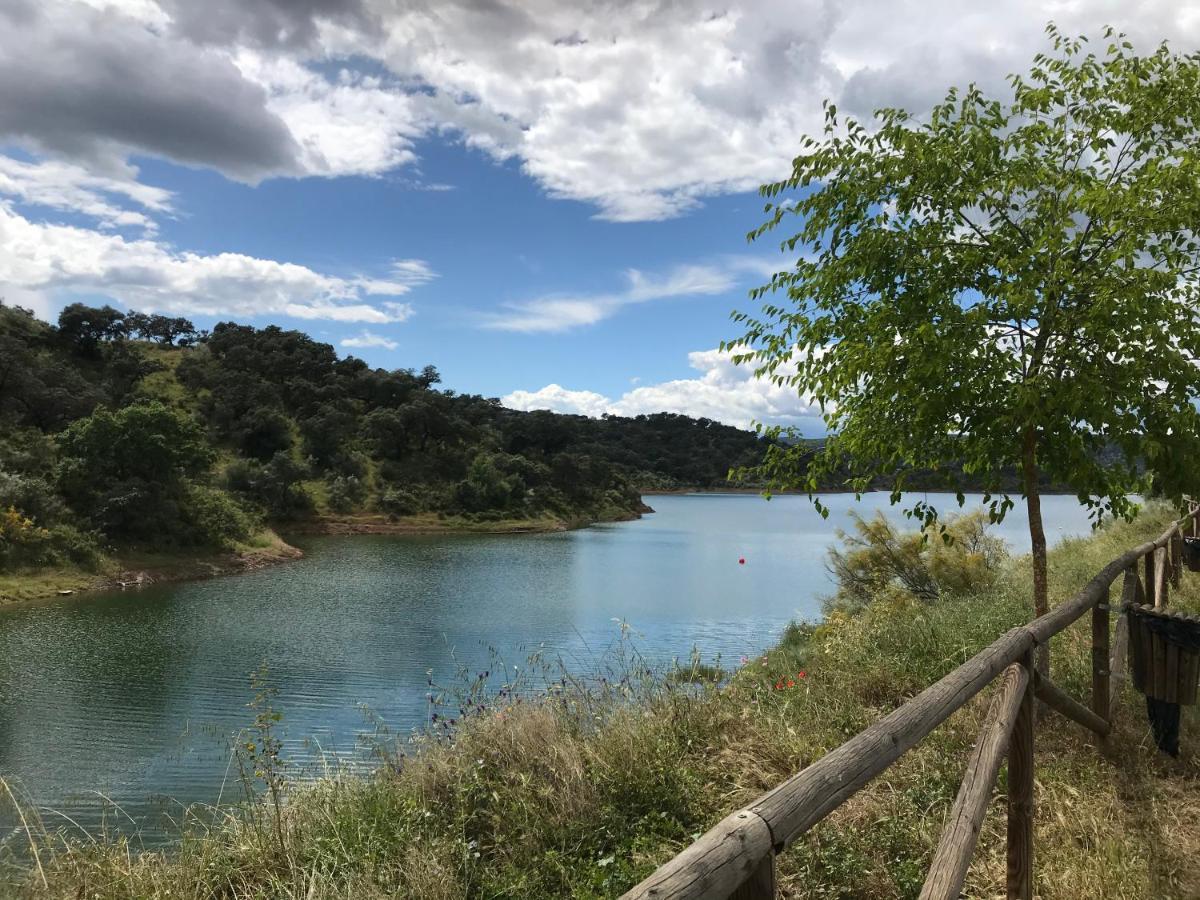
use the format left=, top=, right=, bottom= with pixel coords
left=0, top=301, right=770, bottom=592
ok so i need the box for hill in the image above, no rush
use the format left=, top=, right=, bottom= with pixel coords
left=0, top=301, right=770, bottom=594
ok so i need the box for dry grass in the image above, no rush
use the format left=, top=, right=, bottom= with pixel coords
left=2, top=504, right=1198, bottom=898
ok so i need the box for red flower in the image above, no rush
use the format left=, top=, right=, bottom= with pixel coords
left=798, top=671, right=807, bottom=678
left=787, top=679, right=795, bottom=688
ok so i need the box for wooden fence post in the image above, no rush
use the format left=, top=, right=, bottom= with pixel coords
left=1108, top=568, right=1137, bottom=709
left=1153, top=546, right=1168, bottom=609
left=1007, top=650, right=1035, bottom=900
left=1171, top=531, right=1183, bottom=590
left=921, top=664, right=1028, bottom=900
left=731, top=856, right=775, bottom=899
left=1092, top=597, right=1110, bottom=738
left=1145, top=550, right=1156, bottom=607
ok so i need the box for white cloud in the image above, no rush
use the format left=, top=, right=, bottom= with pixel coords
left=482, top=260, right=765, bottom=333
left=341, top=329, right=398, bottom=350
left=233, top=50, right=423, bottom=178
left=0, top=155, right=173, bottom=231
left=9, top=1, right=1200, bottom=224
left=502, top=346, right=825, bottom=431
left=0, top=201, right=427, bottom=322
left=502, top=383, right=612, bottom=418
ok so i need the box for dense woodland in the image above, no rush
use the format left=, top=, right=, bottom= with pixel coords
left=0, top=301, right=770, bottom=571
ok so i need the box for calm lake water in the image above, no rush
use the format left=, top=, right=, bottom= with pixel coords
left=0, top=492, right=1096, bottom=839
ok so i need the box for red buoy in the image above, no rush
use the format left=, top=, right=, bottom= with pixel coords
left=738, top=557, right=746, bottom=565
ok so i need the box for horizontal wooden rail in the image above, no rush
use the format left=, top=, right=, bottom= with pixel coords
left=621, top=506, right=1200, bottom=900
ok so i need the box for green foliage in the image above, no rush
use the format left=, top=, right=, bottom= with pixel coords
left=376, top=484, right=424, bottom=518
left=55, top=402, right=218, bottom=546
left=325, top=475, right=366, bottom=514
left=226, top=453, right=315, bottom=521
left=732, top=26, right=1200, bottom=527
left=0, top=303, right=103, bottom=430
left=0, top=470, right=68, bottom=527
left=455, top=452, right=525, bottom=512
left=0, top=302, right=771, bottom=555
left=182, top=484, right=253, bottom=547
left=56, top=302, right=126, bottom=353
left=826, top=510, right=1008, bottom=613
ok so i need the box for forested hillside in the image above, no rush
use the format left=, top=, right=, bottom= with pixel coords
left=0, top=301, right=768, bottom=574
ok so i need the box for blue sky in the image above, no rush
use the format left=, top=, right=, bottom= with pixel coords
left=0, top=0, right=1191, bottom=432
left=126, top=141, right=778, bottom=401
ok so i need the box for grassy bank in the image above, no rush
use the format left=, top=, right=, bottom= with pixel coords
left=0, top=529, right=301, bottom=605
left=3, top=506, right=1198, bottom=898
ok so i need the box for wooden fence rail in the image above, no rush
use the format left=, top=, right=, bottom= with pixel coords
left=622, top=506, right=1200, bottom=900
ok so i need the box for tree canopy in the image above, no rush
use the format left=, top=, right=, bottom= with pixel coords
left=730, top=25, right=1200, bottom=668
left=0, top=300, right=771, bottom=570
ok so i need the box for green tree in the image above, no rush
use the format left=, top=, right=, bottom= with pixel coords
left=731, top=26, right=1200, bottom=676
left=57, top=302, right=127, bottom=352
left=56, top=401, right=214, bottom=543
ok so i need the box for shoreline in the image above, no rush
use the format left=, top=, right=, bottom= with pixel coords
left=0, top=538, right=305, bottom=608
left=0, top=503, right=655, bottom=606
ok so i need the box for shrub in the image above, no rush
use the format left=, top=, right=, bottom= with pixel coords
left=326, top=475, right=366, bottom=514
left=0, top=470, right=68, bottom=526
left=377, top=485, right=423, bottom=518
left=825, top=509, right=1007, bottom=613
left=184, top=485, right=253, bottom=548
left=226, top=453, right=314, bottom=521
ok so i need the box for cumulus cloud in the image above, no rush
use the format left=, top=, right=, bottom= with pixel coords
left=232, top=51, right=423, bottom=177
left=0, top=156, right=173, bottom=231
left=0, top=0, right=301, bottom=182
left=340, top=329, right=398, bottom=350
left=483, top=259, right=768, bottom=333
left=0, top=202, right=426, bottom=322
left=502, top=346, right=825, bottom=431
left=502, top=383, right=612, bottom=418
left=7, top=0, right=1200, bottom=222
left=159, top=0, right=375, bottom=51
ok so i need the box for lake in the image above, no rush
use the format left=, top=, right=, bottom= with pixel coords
left=0, top=492, right=1096, bottom=839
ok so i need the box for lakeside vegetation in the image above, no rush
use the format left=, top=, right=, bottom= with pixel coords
left=0, top=301, right=769, bottom=601
left=3, top=504, right=1196, bottom=898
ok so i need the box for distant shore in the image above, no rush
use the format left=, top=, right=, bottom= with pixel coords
left=0, top=503, right=655, bottom=606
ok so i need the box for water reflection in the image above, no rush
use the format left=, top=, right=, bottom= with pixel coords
left=0, top=492, right=1097, bottom=837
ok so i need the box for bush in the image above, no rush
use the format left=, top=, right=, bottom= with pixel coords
left=377, top=485, right=423, bottom=518
left=825, top=509, right=1007, bottom=614
left=0, top=470, right=68, bottom=526
left=325, top=475, right=365, bottom=514
left=226, top=453, right=314, bottom=521
left=0, top=507, right=101, bottom=570
left=184, top=485, right=253, bottom=548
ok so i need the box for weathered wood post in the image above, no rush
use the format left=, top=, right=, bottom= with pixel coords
left=1109, top=568, right=1138, bottom=709
left=731, top=856, right=775, bottom=899
left=920, top=664, right=1028, bottom=900
left=1092, top=596, right=1110, bottom=738
left=1006, top=650, right=1035, bottom=899
left=1171, top=530, right=1183, bottom=590
left=1153, top=546, right=1168, bottom=609
left=1145, top=550, right=1156, bottom=607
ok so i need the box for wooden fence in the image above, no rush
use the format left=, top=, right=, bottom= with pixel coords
left=621, top=505, right=1200, bottom=900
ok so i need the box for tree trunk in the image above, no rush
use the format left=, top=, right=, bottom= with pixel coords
left=1022, top=428, right=1050, bottom=680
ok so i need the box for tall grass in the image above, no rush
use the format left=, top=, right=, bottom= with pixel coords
left=2, top=504, right=1198, bottom=898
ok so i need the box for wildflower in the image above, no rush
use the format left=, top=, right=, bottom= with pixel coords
left=740, top=656, right=749, bottom=665
left=787, top=680, right=795, bottom=688
left=798, top=670, right=807, bottom=678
